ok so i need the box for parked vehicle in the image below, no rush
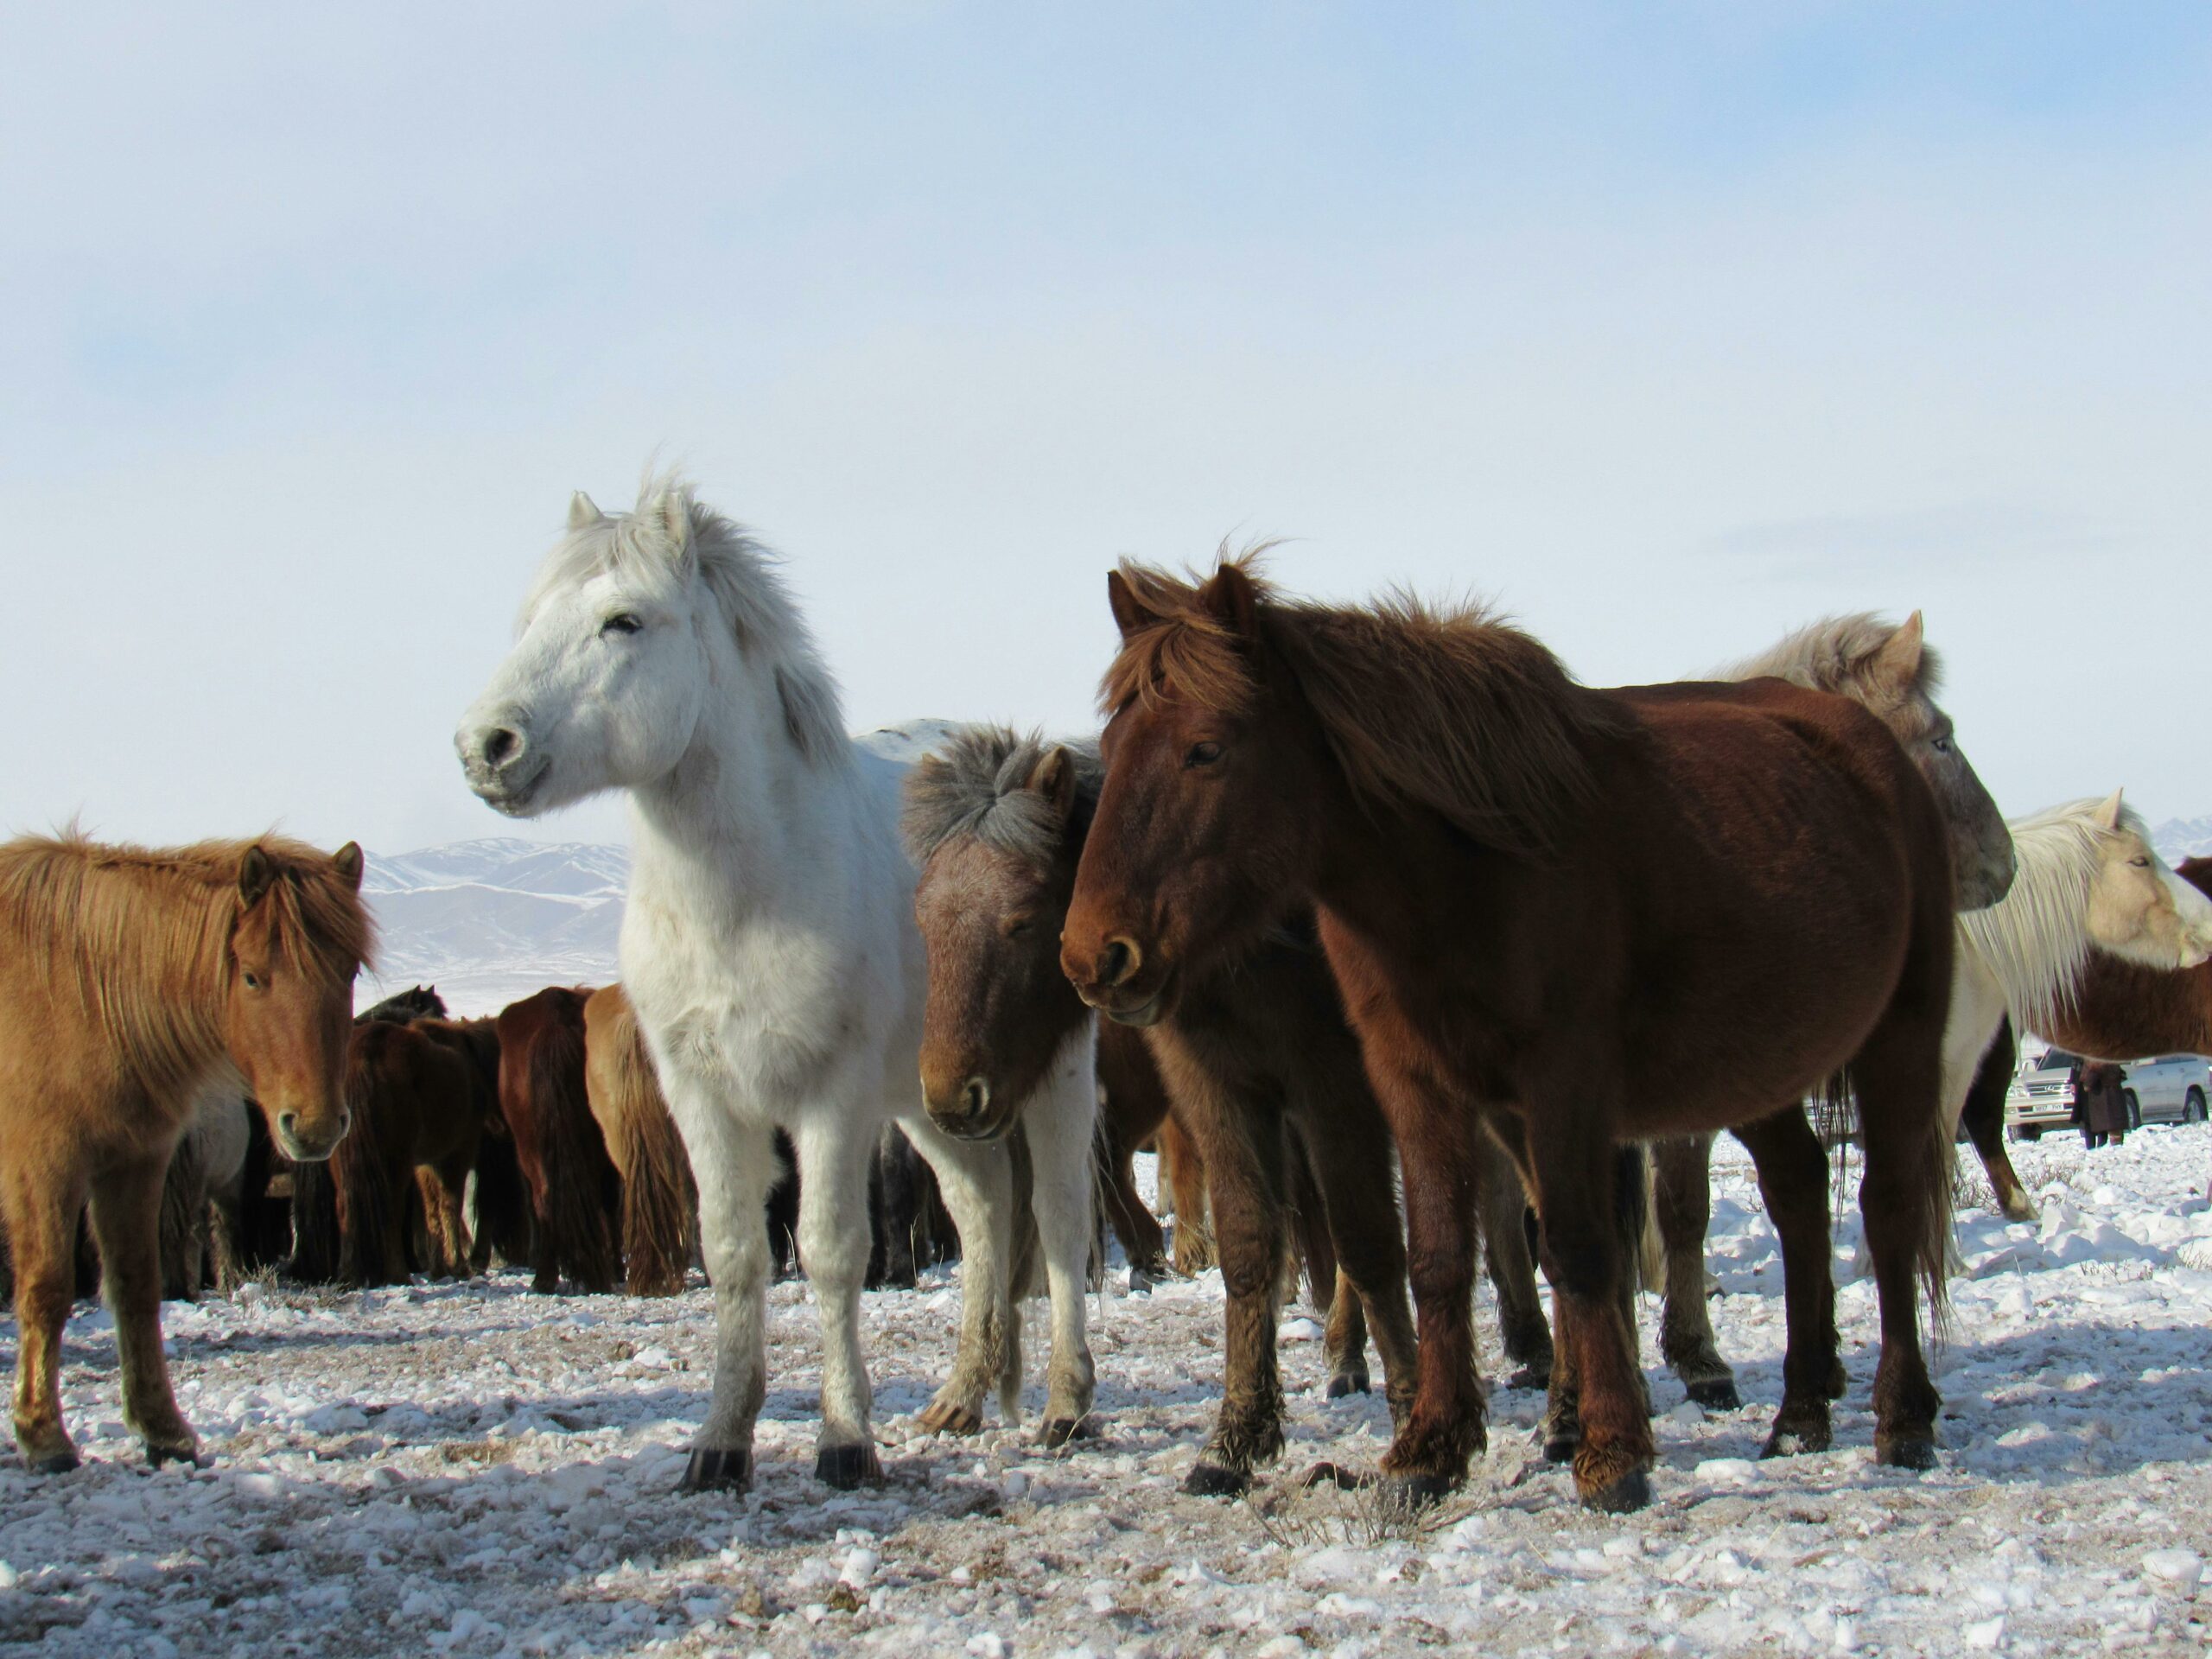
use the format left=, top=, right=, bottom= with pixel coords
left=2117, top=1053, right=2212, bottom=1129
left=2006, top=1046, right=2080, bottom=1142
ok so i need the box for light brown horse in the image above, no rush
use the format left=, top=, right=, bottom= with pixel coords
left=582, top=984, right=699, bottom=1298
left=496, top=986, right=620, bottom=1294
left=1065, top=558, right=1957, bottom=1512
left=0, top=832, right=368, bottom=1471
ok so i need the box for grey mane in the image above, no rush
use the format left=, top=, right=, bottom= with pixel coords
left=901, top=724, right=1102, bottom=870
left=1719, top=612, right=1943, bottom=696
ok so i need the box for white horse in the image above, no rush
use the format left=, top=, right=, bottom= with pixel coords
left=454, top=474, right=1098, bottom=1490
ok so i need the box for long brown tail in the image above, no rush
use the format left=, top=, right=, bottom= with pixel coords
left=603, top=1030, right=696, bottom=1298
left=524, top=1000, right=622, bottom=1294
left=332, top=1035, right=401, bottom=1287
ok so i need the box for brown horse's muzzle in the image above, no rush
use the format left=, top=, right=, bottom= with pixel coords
left=269, top=1100, right=352, bottom=1163
left=1060, top=933, right=1174, bottom=1028
left=919, top=1061, right=1019, bottom=1142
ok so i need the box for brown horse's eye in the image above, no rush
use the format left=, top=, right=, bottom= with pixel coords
left=1185, top=741, right=1223, bottom=769
left=1005, top=917, right=1035, bottom=939
left=242, top=971, right=263, bottom=990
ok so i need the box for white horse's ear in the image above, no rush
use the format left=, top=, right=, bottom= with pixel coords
left=1870, top=611, right=1925, bottom=688
left=656, top=490, right=693, bottom=553
left=567, top=491, right=601, bottom=531
left=2096, top=788, right=2126, bottom=832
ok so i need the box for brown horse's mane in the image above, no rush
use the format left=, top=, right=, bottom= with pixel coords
left=0, top=830, right=373, bottom=1101
left=1102, top=554, right=1631, bottom=857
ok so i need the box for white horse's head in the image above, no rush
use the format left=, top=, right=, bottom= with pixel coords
left=455, top=474, right=845, bottom=817
left=2077, top=790, right=2212, bottom=970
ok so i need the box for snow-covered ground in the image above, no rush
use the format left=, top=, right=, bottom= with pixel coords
left=8, top=1130, right=2212, bottom=1657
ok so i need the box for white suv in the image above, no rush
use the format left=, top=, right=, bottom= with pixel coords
left=2006, top=1047, right=2081, bottom=1142
left=2118, top=1054, right=2212, bottom=1129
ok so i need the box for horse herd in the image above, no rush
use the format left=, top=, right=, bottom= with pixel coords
left=6, top=472, right=2212, bottom=1522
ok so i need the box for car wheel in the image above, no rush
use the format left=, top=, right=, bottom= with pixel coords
left=2125, top=1091, right=2141, bottom=1132
left=2190, top=1088, right=2208, bottom=1125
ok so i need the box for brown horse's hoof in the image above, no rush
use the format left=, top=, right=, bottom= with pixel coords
left=1039, top=1415, right=1096, bottom=1448
left=1685, top=1377, right=1741, bottom=1412
left=1376, top=1471, right=1456, bottom=1511
left=1301, top=1461, right=1373, bottom=1491
left=27, top=1446, right=81, bottom=1476
left=1181, top=1460, right=1251, bottom=1498
left=1827, top=1359, right=1849, bottom=1401
left=1874, top=1433, right=1939, bottom=1472
left=677, top=1446, right=753, bottom=1493
left=1504, top=1363, right=1551, bottom=1392
left=815, top=1441, right=882, bottom=1489
left=1580, top=1466, right=1652, bottom=1515
left=1760, top=1408, right=1832, bottom=1459
left=146, top=1441, right=204, bottom=1471
left=917, top=1399, right=983, bottom=1437
left=1325, top=1369, right=1371, bottom=1400
left=1542, top=1425, right=1580, bottom=1464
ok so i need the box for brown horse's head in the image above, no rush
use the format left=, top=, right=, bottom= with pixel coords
left=907, top=730, right=1096, bottom=1138
left=226, top=842, right=370, bottom=1162
left=1061, top=563, right=1333, bottom=1027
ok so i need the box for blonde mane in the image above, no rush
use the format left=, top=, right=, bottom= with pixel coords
left=1721, top=612, right=1944, bottom=699
left=0, top=831, right=372, bottom=1103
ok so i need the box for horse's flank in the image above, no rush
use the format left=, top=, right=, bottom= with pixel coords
left=0, top=830, right=374, bottom=1113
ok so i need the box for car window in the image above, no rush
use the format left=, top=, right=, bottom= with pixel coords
left=2033, top=1051, right=2077, bottom=1072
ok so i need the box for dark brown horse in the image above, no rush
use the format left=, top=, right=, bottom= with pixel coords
left=1095, top=1020, right=1173, bottom=1274
left=331, top=1015, right=502, bottom=1286
left=907, top=724, right=1424, bottom=1489
left=496, top=987, right=620, bottom=1294
left=0, top=833, right=369, bottom=1471
left=1064, top=559, right=1957, bottom=1511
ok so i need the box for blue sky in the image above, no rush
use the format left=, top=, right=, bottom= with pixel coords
left=3, top=4, right=2208, bottom=852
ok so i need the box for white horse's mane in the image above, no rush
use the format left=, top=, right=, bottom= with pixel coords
left=524, top=469, right=849, bottom=763
left=1960, top=796, right=2152, bottom=1034
left=1719, top=612, right=1943, bottom=696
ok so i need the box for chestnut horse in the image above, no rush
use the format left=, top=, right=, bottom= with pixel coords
left=1065, top=559, right=1958, bottom=1512
left=497, top=987, right=621, bottom=1294
left=0, top=832, right=369, bottom=1471
left=331, top=1014, right=502, bottom=1286
left=583, top=984, right=699, bottom=1297
left=907, top=725, right=1427, bottom=1489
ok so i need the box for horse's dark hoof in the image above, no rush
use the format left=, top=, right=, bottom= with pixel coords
left=1760, top=1414, right=1832, bottom=1459
left=1543, top=1430, right=1580, bottom=1465
left=1875, top=1434, right=1938, bottom=1472
left=1505, top=1363, right=1551, bottom=1392
left=678, top=1446, right=753, bottom=1494
left=1376, top=1471, right=1455, bottom=1511
left=146, top=1442, right=203, bottom=1471
left=1181, top=1460, right=1250, bottom=1498
left=815, top=1441, right=882, bottom=1490
left=1302, top=1461, right=1374, bottom=1491
left=1325, top=1370, right=1371, bottom=1400
left=27, top=1447, right=80, bottom=1476
left=1039, top=1415, right=1096, bottom=1448
left=1686, top=1378, right=1741, bottom=1412
left=1580, top=1466, right=1652, bottom=1515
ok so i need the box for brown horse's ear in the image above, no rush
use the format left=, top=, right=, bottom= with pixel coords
left=1027, top=745, right=1078, bottom=823
left=332, top=842, right=365, bottom=891
left=238, top=846, right=276, bottom=910
left=2095, top=788, right=2126, bottom=832
left=1106, top=569, right=1149, bottom=639
left=1869, top=610, right=1925, bottom=690
left=1200, top=562, right=1261, bottom=641
left=567, top=490, right=602, bottom=531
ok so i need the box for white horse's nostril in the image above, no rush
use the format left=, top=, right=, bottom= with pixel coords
left=483, top=727, right=522, bottom=768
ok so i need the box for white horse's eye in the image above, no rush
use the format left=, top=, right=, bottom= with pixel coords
left=601, top=613, right=643, bottom=637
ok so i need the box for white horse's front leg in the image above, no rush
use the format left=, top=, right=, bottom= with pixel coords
left=667, top=1096, right=776, bottom=1492
left=793, top=1111, right=883, bottom=1487
left=1027, top=1027, right=1102, bottom=1446
left=901, top=1119, right=1014, bottom=1435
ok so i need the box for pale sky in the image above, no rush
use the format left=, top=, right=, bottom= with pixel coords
left=4, top=4, right=2208, bottom=855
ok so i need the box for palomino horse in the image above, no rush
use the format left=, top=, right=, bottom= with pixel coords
left=906, top=724, right=1428, bottom=1491
left=331, top=1014, right=503, bottom=1285
left=583, top=984, right=700, bottom=1297
left=1611, top=612, right=2018, bottom=1415
left=1065, top=558, right=1959, bottom=1512
left=456, top=474, right=1096, bottom=1489
left=0, top=832, right=369, bottom=1471
left=497, top=987, right=621, bottom=1295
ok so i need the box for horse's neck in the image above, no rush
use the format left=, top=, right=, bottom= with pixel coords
left=1959, top=829, right=2098, bottom=1033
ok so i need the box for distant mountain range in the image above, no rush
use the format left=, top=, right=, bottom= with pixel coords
left=369, top=810, right=2212, bottom=1016
left=359, top=838, right=628, bottom=1017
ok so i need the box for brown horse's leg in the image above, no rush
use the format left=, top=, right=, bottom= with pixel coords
left=1855, top=1043, right=1948, bottom=1471
left=1730, top=1109, right=1839, bottom=1456
left=1101, top=1139, right=1167, bottom=1274
left=1526, top=1120, right=1653, bottom=1513
left=1654, top=1133, right=1738, bottom=1410
left=1478, top=1147, right=1552, bottom=1390
left=1291, top=1102, right=1416, bottom=1425
left=87, top=1154, right=199, bottom=1466
left=5, top=1162, right=87, bottom=1471
left=1178, top=1090, right=1288, bottom=1497
left=1158, top=1113, right=1216, bottom=1274
left=1961, top=1022, right=2035, bottom=1223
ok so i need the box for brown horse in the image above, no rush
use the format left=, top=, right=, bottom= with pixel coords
left=331, top=1015, right=502, bottom=1286
left=496, top=986, right=621, bottom=1294
left=1095, top=1020, right=1173, bottom=1274
left=908, top=725, right=1423, bottom=1488
left=0, top=832, right=368, bottom=1471
left=1064, top=558, right=1957, bottom=1512
left=582, top=984, right=698, bottom=1297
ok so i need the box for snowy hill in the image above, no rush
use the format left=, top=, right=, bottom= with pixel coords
left=359, top=838, right=628, bottom=1017
left=2152, top=815, right=2212, bottom=865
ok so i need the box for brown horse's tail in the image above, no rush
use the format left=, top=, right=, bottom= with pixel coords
left=332, top=1034, right=403, bottom=1287
left=1815, top=1065, right=1955, bottom=1345
left=518, top=996, right=622, bottom=1294
left=157, top=1128, right=210, bottom=1300
left=1284, top=1122, right=1339, bottom=1313
left=285, top=1150, right=343, bottom=1283
left=590, top=1002, right=696, bottom=1298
